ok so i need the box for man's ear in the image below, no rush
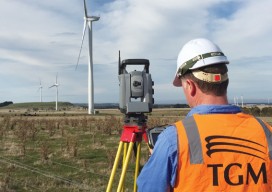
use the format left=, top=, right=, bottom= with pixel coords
left=186, top=79, right=196, bottom=96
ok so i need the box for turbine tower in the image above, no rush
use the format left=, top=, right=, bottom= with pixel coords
left=49, top=73, right=59, bottom=111
left=38, top=79, right=43, bottom=102
left=76, top=0, right=100, bottom=115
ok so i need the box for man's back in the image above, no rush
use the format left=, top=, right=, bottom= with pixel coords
left=174, top=113, right=272, bottom=191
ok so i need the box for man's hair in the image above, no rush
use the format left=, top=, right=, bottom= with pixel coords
left=182, top=64, right=229, bottom=96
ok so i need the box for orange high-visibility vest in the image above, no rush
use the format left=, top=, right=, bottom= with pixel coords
left=173, top=113, right=272, bottom=192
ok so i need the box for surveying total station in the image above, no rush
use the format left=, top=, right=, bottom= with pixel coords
left=106, top=52, right=154, bottom=192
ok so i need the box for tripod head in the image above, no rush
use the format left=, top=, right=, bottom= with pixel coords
left=124, top=113, right=147, bottom=128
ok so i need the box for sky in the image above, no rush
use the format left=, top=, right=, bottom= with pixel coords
left=0, top=0, right=272, bottom=104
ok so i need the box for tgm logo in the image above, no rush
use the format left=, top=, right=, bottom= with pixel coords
left=205, top=135, right=268, bottom=186
left=205, top=135, right=266, bottom=160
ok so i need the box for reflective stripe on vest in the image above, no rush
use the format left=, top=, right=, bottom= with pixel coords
left=256, top=117, right=272, bottom=160
left=182, top=117, right=203, bottom=164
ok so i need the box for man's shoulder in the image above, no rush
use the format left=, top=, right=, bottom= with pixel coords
left=157, top=124, right=178, bottom=148
left=161, top=124, right=177, bottom=136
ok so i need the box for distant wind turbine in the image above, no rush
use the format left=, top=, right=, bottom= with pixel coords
left=76, top=0, right=100, bottom=115
left=38, top=79, right=43, bottom=102
left=49, top=73, right=59, bottom=111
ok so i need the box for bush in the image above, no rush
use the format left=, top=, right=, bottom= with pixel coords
left=261, top=107, right=272, bottom=116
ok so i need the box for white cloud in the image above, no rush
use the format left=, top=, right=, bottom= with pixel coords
left=212, top=0, right=272, bottom=58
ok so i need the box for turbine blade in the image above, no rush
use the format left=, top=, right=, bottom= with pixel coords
left=49, top=85, right=55, bottom=88
left=83, top=0, right=88, bottom=17
left=75, top=21, right=87, bottom=70
left=56, top=73, right=58, bottom=83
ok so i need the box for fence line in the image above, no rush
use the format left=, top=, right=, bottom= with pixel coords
left=24, top=154, right=110, bottom=179
left=0, top=156, right=91, bottom=191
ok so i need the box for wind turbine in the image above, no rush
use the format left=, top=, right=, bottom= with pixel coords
left=49, top=73, right=59, bottom=111
left=38, top=79, right=43, bottom=102
left=76, top=0, right=100, bottom=115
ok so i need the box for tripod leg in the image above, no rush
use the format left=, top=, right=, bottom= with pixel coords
left=121, top=142, right=128, bottom=192
left=123, top=142, right=128, bottom=169
left=133, top=142, right=141, bottom=192
left=117, top=141, right=134, bottom=192
left=106, top=141, right=124, bottom=192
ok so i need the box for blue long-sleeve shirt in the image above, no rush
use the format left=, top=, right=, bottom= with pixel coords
left=137, top=105, right=241, bottom=192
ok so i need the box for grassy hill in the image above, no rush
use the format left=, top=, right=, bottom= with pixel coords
left=1, top=102, right=74, bottom=110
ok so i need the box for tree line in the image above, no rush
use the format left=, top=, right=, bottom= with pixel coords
left=242, top=106, right=272, bottom=116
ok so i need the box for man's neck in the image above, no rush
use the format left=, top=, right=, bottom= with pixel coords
left=192, top=94, right=228, bottom=107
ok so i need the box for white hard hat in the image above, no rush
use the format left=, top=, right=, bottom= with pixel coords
left=173, top=38, right=229, bottom=87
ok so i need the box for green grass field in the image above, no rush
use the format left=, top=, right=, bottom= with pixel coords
left=2, top=102, right=74, bottom=109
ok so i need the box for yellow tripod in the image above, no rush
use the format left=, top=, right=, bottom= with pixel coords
left=106, top=114, right=148, bottom=192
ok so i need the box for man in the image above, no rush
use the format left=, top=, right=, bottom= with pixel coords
left=137, top=38, right=272, bottom=191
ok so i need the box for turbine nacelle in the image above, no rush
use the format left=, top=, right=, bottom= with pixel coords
left=85, top=16, right=100, bottom=22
